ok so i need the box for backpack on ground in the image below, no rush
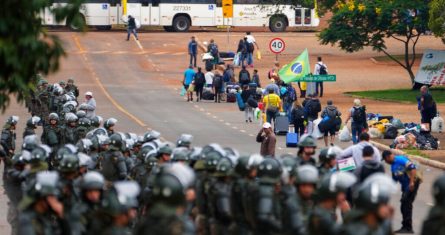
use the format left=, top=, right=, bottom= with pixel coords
left=319, top=63, right=328, bottom=75
left=352, top=106, right=366, bottom=123
left=239, top=70, right=250, bottom=84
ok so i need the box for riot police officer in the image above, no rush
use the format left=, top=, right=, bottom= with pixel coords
left=171, top=147, right=191, bottom=164
left=76, top=117, right=91, bottom=140
left=103, top=118, right=118, bottom=136
left=23, top=116, right=41, bottom=139
left=250, top=157, right=283, bottom=235
left=65, top=78, right=80, bottom=99
left=294, top=165, right=319, bottom=224
left=318, top=146, right=342, bottom=177
left=421, top=174, right=445, bottom=235
left=308, top=172, right=357, bottom=235
left=63, top=113, right=79, bottom=145
left=1, top=116, right=18, bottom=159
left=135, top=163, right=196, bottom=235
left=340, top=173, right=396, bottom=235
left=18, top=171, right=65, bottom=235
left=58, top=154, right=81, bottom=212
left=296, top=135, right=317, bottom=166
left=41, top=113, right=63, bottom=151
left=208, top=157, right=234, bottom=235
left=100, top=133, right=128, bottom=182
left=177, top=134, right=194, bottom=149
left=231, top=155, right=251, bottom=235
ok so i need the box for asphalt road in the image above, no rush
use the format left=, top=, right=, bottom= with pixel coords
left=0, top=31, right=443, bottom=234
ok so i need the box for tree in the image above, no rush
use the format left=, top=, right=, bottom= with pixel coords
left=429, top=0, right=445, bottom=43
left=319, top=0, right=429, bottom=84
left=0, top=0, right=84, bottom=112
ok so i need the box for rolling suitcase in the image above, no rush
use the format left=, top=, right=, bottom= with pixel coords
left=236, top=92, right=245, bottom=111
left=274, top=115, right=289, bottom=135
left=286, top=126, right=298, bottom=148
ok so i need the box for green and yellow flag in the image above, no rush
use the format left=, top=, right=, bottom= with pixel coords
left=279, top=49, right=310, bottom=84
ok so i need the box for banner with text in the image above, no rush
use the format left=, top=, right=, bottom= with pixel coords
left=415, top=49, right=445, bottom=85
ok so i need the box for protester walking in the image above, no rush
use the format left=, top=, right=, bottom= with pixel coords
left=83, top=91, right=96, bottom=119
left=320, top=100, right=341, bottom=147
left=382, top=150, right=421, bottom=234
left=238, top=65, right=251, bottom=87
left=314, top=57, right=328, bottom=97
left=303, top=94, right=321, bottom=136
left=256, top=122, right=276, bottom=157
left=418, top=85, right=436, bottom=131
left=344, top=99, right=367, bottom=144
left=126, top=15, right=138, bottom=41
left=252, top=69, right=261, bottom=88
left=207, top=39, right=219, bottom=68
left=262, top=88, right=282, bottom=126
left=290, top=101, right=306, bottom=137
left=245, top=32, right=259, bottom=67
left=213, top=71, right=223, bottom=103
left=188, top=36, right=198, bottom=67
left=183, top=65, right=196, bottom=102
left=194, top=67, right=205, bottom=102
left=237, top=39, right=248, bottom=67
left=241, top=85, right=254, bottom=123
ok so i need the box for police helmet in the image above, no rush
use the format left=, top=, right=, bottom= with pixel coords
left=171, top=147, right=191, bottom=162
left=234, top=155, right=250, bottom=177
left=58, top=154, right=79, bottom=173
left=12, top=152, right=27, bottom=166
left=247, top=153, right=264, bottom=170
left=354, top=173, right=397, bottom=212
left=257, top=157, right=283, bottom=184
left=6, top=116, right=19, bottom=125
left=90, top=115, right=103, bottom=128
left=103, top=118, right=118, bottom=129
left=214, top=157, right=234, bottom=177
left=49, top=113, right=59, bottom=122
left=294, top=165, right=319, bottom=185
left=22, top=135, right=39, bottom=151
left=298, top=135, right=317, bottom=148
left=319, top=146, right=342, bottom=164
left=26, top=116, right=41, bottom=128
left=78, top=118, right=91, bottom=127
left=105, top=181, right=141, bottom=215
left=78, top=153, right=93, bottom=168
left=77, top=138, right=93, bottom=153
left=280, top=155, right=298, bottom=175
left=64, top=112, right=78, bottom=123
left=176, top=134, right=193, bottom=148
left=317, top=172, right=357, bottom=201
left=109, top=133, right=123, bottom=151
left=76, top=110, right=87, bottom=119
left=143, top=130, right=161, bottom=143
left=30, top=145, right=52, bottom=162
left=80, top=171, right=105, bottom=190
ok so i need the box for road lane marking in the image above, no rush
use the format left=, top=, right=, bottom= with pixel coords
left=133, top=35, right=144, bottom=50
left=153, top=52, right=168, bottom=55
left=72, top=35, right=147, bottom=128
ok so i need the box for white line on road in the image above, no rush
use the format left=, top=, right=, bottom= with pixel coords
left=133, top=35, right=144, bottom=50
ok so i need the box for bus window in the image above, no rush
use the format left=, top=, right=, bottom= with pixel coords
left=216, top=0, right=222, bottom=7
left=109, top=0, right=120, bottom=7
left=152, top=0, right=159, bottom=6
left=304, top=8, right=311, bottom=25
left=295, top=8, right=301, bottom=25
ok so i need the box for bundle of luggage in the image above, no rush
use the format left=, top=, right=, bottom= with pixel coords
left=391, top=130, right=439, bottom=150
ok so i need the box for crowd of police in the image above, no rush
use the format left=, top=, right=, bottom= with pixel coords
left=1, top=78, right=445, bottom=235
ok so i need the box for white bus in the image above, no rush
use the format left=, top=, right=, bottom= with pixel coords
left=42, top=0, right=319, bottom=32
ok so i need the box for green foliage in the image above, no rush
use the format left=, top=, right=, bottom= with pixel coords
left=0, top=0, right=84, bottom=112
left=319, top=0, right=430, bottom=83
left=346, top=87, right=445, bottom=104
left=429, top=0, right=445, bottom=43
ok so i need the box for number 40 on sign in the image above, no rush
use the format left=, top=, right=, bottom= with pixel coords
left=269, top=38, right=285, bottom=61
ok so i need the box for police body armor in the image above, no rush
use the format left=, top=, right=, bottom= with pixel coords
left=1, top=128, right=15, bottom=155
left=63, top=126, right=78, bottom=145
left=280, top=184, right=306, bottom=235
left=231, top=177, right=250, bottom=234
left=253, top=184, right=282, bottom=235
left=308, top=206, right=340, bottom=235
left=41, top=125, right=62, bottom=148
left=208, top=180, right=232, bottom=235
left=100, top=150, right=127, bottom=182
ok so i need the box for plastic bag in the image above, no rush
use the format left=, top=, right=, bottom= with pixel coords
left=254, top=108, right=261, bottom=121
left=339, top=126, right=351, bottom=142
left=135, top=19, right=141, bottom=29
left=180, top=87, right=186, bottom=96
left=233, top=52, right=240, bottom=66
left=257, top=50, right=262, bottom=60
left=312, top=119, right=323, bottom=139
left=432, top=116, right=444, bottom=133
left=187, top=84, right=195, bottom=92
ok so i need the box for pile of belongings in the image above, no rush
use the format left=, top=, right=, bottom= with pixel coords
left=391, top=130, right=439, bottom=150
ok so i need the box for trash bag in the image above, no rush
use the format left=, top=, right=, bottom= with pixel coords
left=432, top=115, right=444, bottom=133
left=369, top=128, right=382, bottom=139
left=384, top=126, right=398, bottom=139
left=391, top=119, right=404, bottom=129
left=233, top=52, right=240, bottom=66
left=339, top=126, right=351, bottom=142
left=312, top=119, right=324, bottom=139
left=180, top=87, right=186, bottom=96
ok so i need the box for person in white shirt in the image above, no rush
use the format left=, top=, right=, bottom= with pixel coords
left=245, top=32, right=259, bottom=67
left=204, top=70, right=214, bottom=88
left=313, top=57, right=328, bottom=97
left=83, top=91, right=96, bottom=119
left=337, top=132, right=381, bottom=169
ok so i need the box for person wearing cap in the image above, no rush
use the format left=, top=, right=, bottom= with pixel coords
left=256, top=122, right=276, bottom=157
left=382, top=150, right=420, bottom=234
left=83, top=91, right=96, bottom=119
left=344, top=98, right=367, bottom=144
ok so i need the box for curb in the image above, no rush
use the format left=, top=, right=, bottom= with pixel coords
left=370, top=140, right=445, bottom=170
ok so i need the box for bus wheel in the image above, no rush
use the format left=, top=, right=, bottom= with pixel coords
left=172, top=16, right=190, bottom=32
left=163, top=26, right=174, bottom=32
left=270, top=17, right=287, bottom=32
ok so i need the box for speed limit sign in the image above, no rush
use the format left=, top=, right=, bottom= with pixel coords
left=269, top=38, right=286, bottom=54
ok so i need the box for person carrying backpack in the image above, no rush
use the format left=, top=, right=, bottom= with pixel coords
left=344, top=99, right=367, bottom=144
left=283, top=83, right=297, bottom=118
left=304, top=94, right=322, bottom=135
left=245, top=32, right=259, bottom=67
left=194, top=67, right=206, bottom=102
left=241, top=85, right=254, bottom=123
left=290, top=101, right=306, bottom=137
left=238, top=65, right=251, bottom=86
left=320, top=100, right=341, bottom=147
left=314, top=57, right=328, bottom=98
left=207, top=39, right=219, bottom=68
left=252, top=69, right=261, bottom=88
left=213, top=71, right=224, bottom=103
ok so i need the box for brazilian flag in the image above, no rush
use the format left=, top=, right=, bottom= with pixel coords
left=279, top=49, right=310, bottom=84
